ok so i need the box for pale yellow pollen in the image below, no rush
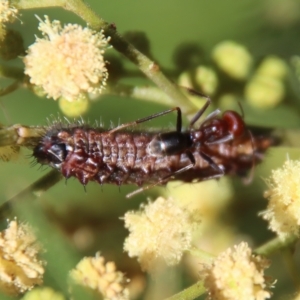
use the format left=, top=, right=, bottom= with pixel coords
left=203, top=242, right=272, bottom=300
left=262, top=159, right=300, bottom=239
left=24, top=16, right=110, bottom=102
left=0, top=0, right=17, bottom=24
left=123, top=197, right=198, bottom=272
left=0, top=220, right=45, bottom=295
left=70, top=253, right=129, bottom=300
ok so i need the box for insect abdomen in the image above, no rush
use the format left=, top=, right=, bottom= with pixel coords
left=57, top=128, right=163, bottom=185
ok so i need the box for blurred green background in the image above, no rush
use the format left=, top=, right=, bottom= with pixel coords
left=1, top=0, right=300, bottom=299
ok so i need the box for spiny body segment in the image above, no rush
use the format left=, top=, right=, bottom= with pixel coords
left=32, top=107, right=276, bottom=190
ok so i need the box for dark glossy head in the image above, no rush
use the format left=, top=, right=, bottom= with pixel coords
left=33, top=138, right=68, bottom=168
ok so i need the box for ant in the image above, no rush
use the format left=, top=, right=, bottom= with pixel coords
left=109, top=88, right=247, bottom=197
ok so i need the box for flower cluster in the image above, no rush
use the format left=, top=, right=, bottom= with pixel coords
left=70, top=253, right=129, bottom=300
left=262, top=159, right=300, bottom=239
left=203, top=242, right=272, bottom=300
left=212, top=40, right=253, bottom=80
left=21, top=287, right=65, bottom=300
left=0, top=0, right=17, bottom=26
left=0, top=0, right=17, bottom=40
left=24, top=16, right=110, bottom=102
left=123, top=197, right=198, bottom=272
left=0, top=220, right=44, bottom=295
left=245, top=55, right=287, bottom=109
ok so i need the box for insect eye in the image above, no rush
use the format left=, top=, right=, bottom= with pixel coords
left=33, top=143, right=68, bottom=166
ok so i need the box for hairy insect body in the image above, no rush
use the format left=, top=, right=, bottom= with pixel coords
left=35, top=127, right=190, bottom=186
left=33, top=122, right=275, bottom=188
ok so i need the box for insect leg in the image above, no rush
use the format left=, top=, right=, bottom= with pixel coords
left=199, top=151, right=225, bottom=175
left=126, top=151, right=197, bottom=199
left=108, top=107, right=183, bottom=134
left=182, top=87, right=212, bottom=127
left=126, top=166, right=194, bottom=199
left=126, top=150, right=224, bottom=199
left=205, top=133, right=234, bottom=145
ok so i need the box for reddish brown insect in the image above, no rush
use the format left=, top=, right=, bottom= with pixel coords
left=32, top=90, right=276, bottom=197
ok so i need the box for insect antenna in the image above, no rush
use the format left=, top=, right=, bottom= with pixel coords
left=237, top=101, right=245, bottom=119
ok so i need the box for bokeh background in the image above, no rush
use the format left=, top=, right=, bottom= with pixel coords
left=1, top=0, right=300, bottom=299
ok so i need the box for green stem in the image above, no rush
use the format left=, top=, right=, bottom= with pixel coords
left=107, top=84, right=178, bottom=107
left=13, top=0, right=197, bottom=117
left=0, top=80, right=20, bottom=96
left=0, top=64, right=24, bottom=80
left=281, top=247, right=300, bottom=289
left=254, top=234, right=298, bottom=256
left=12, top=0, right=65, bottom=8
left=164, top=281, right=206, bottom=300
left=0, top=81, right=20, bottom=97
left=188, top=247, right=215, bottom=262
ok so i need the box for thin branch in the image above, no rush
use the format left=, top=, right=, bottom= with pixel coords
left=0, top=125, right=45, bottom=147
left=0, top=64, right=24, bottom=80
left=106, top=84, right=177, bottom=107
left=0, top=80, right=20, bottom=97
left=164, top=281, right=206, bottom=300
left=254, top=234, right=299, bottom=256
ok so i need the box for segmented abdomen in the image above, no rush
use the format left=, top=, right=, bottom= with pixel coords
left=34, top=125, right=276, bottom=187
left=60, top=128, right=165, bottom=185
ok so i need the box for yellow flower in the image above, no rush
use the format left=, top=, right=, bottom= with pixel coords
left=24, top=16, right=110, bottom=101
left=293, top=289, right=300, bottom=300
left=178, top=66, right=218, bottom=96
left=0, top=0, right=17, bottom=40
left=256, top=56, right=287, bottom=80
left=70, top=253, right=129, bottom=300
left=22, top=287, right=65, bottom=300
left=212, top=41, right=253, bottom=80
left=123, top=197, right=198, bottom=272
left=245, top=75, right=285, bottom=109
left=0, top=0, right=17, bottom=25
left=262, top=159, right=300, bottom=239
left=0, top=220, right=45, bottom=295
left=203, top=242, right=272, bottom=300
left=58, top=94, right=90, bottom=117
